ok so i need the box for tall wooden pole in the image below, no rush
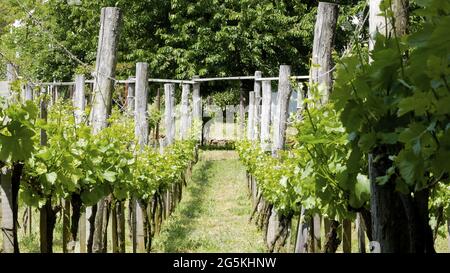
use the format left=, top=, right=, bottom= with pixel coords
left=1, top=63, right=19, bottom=253
left=301, top=1, right=339, bottom=253
left=254, top=71, right=262, bottom=139
left=368, top=0, right=411, bottom=253
left=271, top=65, right=292, bottom=156
left=90, top=7, right=121, bottom=132
left=91, top=7, right=121, bottom=253
left=164, top=83, right=175, bottom=145
left=343, top=219, right=352, bottom=253
left=356, top=213, right=366, bottom=253
left=180, top=84, right=190, bottom=140
left=260, top=81, right=271, bottom=151
left=294, top=207, right=309, bottom=253
left=247, top=91, right=255, bottom=141
left=126, top=77, right=135, bottom=114
left=134, top=62, right=149, bottom=253
left=239, top=81, right=245, bottom=140
left=192, top=76, right=201, bottom=141
left=39, top=87, right=49, bottom=253
left=73, top=75, right=87, bottom=253
left=309, top=2, right=339, bottom=104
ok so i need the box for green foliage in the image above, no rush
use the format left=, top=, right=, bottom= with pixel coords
left=18, top=98, right=195, bottom=208
left=332, top=0, right=450, bottom=194
left=0, top=97, right=37, bottom=165
left=237, top=87, right=370, bottom=220
left=134, top=140, right=196, bottom=202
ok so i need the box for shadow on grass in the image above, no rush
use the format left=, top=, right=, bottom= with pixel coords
left=154, top=160, right=214, bottom=252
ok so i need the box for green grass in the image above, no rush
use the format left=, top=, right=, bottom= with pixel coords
left=152, top=151, right=267, bottom=253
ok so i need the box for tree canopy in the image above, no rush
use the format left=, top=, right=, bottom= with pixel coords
left=0, top=0, right=363, bottom=84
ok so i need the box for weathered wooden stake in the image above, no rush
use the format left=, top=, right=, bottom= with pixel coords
left=247, top=91, right=255, bottom=140
left=239, top=81, right=245, bottom=139
left=134, top=62, right=149, bottom=253
left=1, top=63, right=19, bottom=253
left=192, top=76, right=201, bottom=140
left=309, top=1, right=339, bottom=104
left=62, top=199, right=70, bottom=253
left=272, top=65, right=292, bottom=156
left=356, top=213, right=366, bottom=253
left=180, top=84, right=190, bottom=139
left=294, top=207, right=309, bottom=253
left=164, top=83, right=175, bottom=145
left=91, top=7, right=121, bottom=253
left=254, top=71, right=262, bottom=138
left=313, top=214, right=321, bottom=252
left=447, top=219, right=450, bottom=251
left=0, top=169, right=14, bottom=253
left=260, top=81, right=272, bottom=151
left=155, top=88, right=161, bottom=141
left=39, top=87, right=49, bottom=253
left=343, top=219, right=352, bottom=253
left=73, top=75, right=87, bottom=253
left=74, top=75, right=86, bottom=125
left=24, top=84, right=33, bottom=101
left=126, top=77, right=135, bottom=114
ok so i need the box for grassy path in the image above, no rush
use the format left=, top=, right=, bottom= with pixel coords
left=152, top=151, right=267, bottom=253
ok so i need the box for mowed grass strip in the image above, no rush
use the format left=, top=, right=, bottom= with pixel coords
left=152, top=151, right=266, bottom=253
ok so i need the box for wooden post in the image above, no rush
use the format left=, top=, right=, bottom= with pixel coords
left=74, top=75, right=86, bottom=125
left=112, top=205, right=118, bottom=253
left=247, top=91, right=257, bottom=205
left=356, top=213, right=366, bottom=253
left=135, top=62, right=149, bottom=148
left=79, top=209, right=86, bottom=253
left=343, top=219, right=352, bottom=253
left=1, top=169, right=14, bottom=253
left=73, top=75, right=87, bottom=253
left=91, top=7, right=121, bottom=253
left=271, top=65, right=292, bottom=156
left=192, top=76, right=201, bottom=141
left=260, top=81, right=271, bottom=151
left=54, top=84, right=59, bottom=103
left=23, top=82, right=33, bottom=237
left=62, top=199, right=70, bottom=253
left=309, top=2, right=339, bottom=104
left=27, top=206, right=32, bottom=236
left=447, top=219, right=450, bottom=251
left=126, top=77, right=135, bottom=114
left=247, top=91, right=255, bottom=140
left=266, top=65, right=292, bottom=251
left=1, top=63, right=19, bottom=253
left=24, top=84, right=33, bottom=101
left=368, top=0, right=410, bottom=253
left=254, top=71, right=262, bottom=138
left=6, top=63, right=16, bottom=82
left=239, top=81, right=245, bottom=139
left=313, top=214, right=321, bottom=252
left=155, top=88, right=161, bottom=140
left=294, top=207, right=309, bottom=253
left=180, top=84, right=190, bottom=140
left=131, top=198, right=137, bottom=253
left=369, top=0, right=385, bottom=51
left=302, top=1, right=339, bottom=253
left=90, top=7, right=121, bottom=132
left=117, top=201, right=126, bottom=252
left=164, top=83, right=175, bottom=145
left=39, top=87, right=49, bottom=253
left=134, top=62, right=149, bottom=253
